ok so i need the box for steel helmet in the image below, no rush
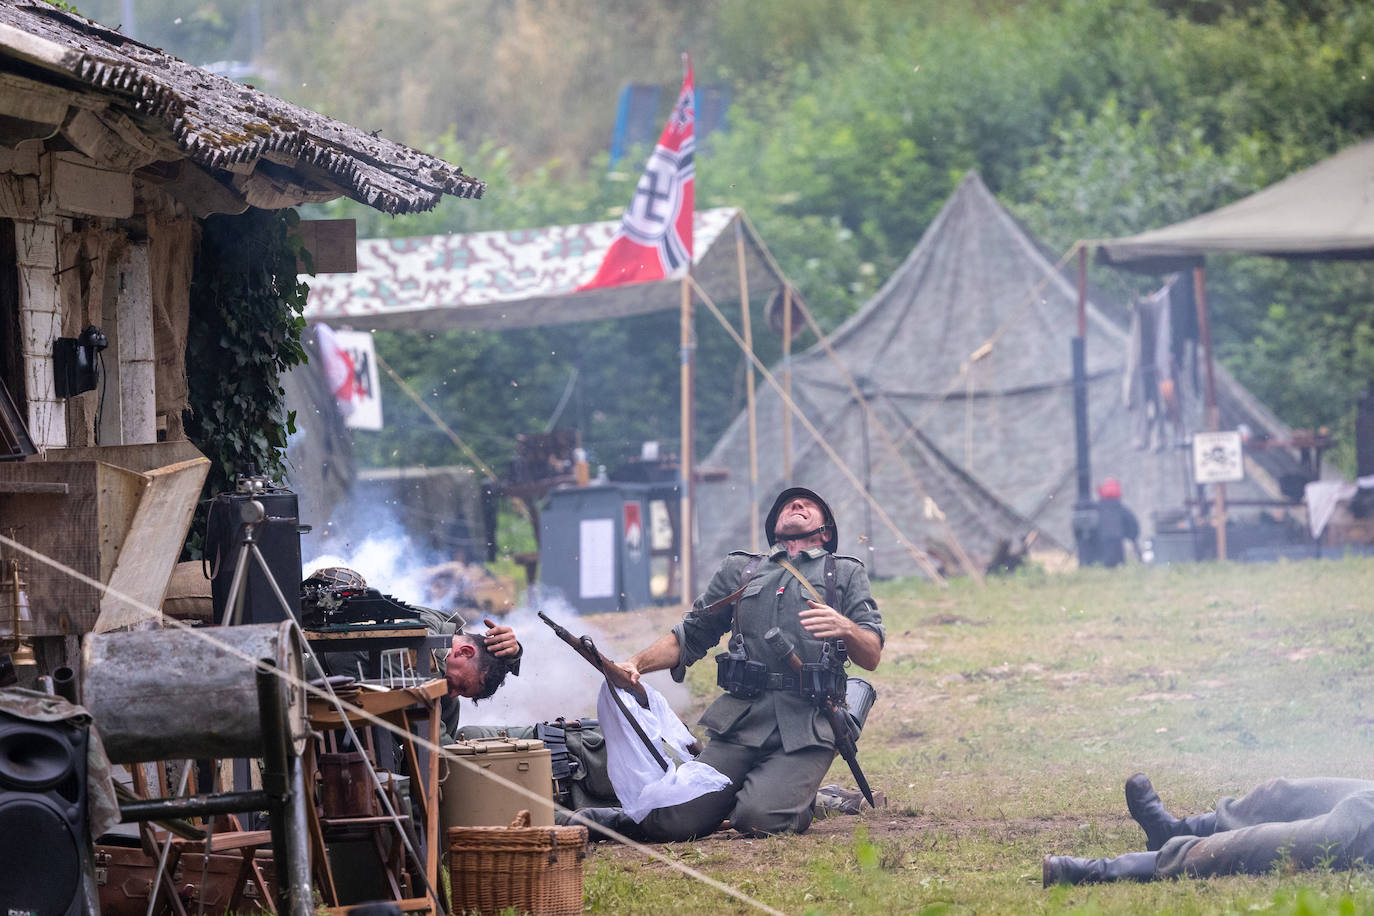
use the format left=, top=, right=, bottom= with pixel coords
left=303, top=566, right=367, bottom=590
left=765, top=487, right=838, bottom=553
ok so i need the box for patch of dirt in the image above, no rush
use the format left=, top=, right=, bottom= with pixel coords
left=586, top=810, right=1094, bottom=870
left=918, top=613, right=986, bottom=626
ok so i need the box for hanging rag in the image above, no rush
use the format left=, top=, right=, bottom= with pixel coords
left=596, top=681, right=731, bottom=823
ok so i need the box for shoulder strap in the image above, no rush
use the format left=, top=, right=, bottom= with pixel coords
left=775, top=555, right=824, bottom=604
left=699, top=554, right=764, bottom=617
left=824, top=553, right=837, bottom=609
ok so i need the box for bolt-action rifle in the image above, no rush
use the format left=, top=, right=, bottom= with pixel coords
left=540, top=610, right=698, bottom=767
left=763, top=626, right=875, bottom=808
left=537, top=611, right=651, bottom=710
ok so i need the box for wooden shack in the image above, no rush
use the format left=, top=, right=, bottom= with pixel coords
left=0, top=0, right=484, bottom=668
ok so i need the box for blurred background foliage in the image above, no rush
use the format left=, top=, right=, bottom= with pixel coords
left=73, top=0, right=1374, bottom=475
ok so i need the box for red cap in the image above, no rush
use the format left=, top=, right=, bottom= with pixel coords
left=1098, top=478, right=1122, bottom=500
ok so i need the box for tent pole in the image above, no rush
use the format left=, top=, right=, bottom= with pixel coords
left=737, top=221, right=759, bottom=553
left=1194, top=265, right=1227, bottom=561
left=1071, top=245, right=1096, bottom=567
left=680, top=274, right=695, bottom=601
left=782, top=285, right=793, bottom=483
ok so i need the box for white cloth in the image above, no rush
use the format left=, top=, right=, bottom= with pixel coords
left=596, top=681, right=731, bottom=822
left=1304, top=475, right=1374, bottom=538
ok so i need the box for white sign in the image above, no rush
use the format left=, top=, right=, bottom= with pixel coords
left=578, top=518, right=616, bottom=600
left=1192, top=430, right=1245, bottom=483
left=324, top=328, right=383, bottom=431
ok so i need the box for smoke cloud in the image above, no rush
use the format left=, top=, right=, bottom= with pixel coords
left=304, top=507, right=691, bottom=727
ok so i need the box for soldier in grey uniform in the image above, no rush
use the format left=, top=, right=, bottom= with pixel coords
left=1044, top=772, right=1374, bottom=885
left=575, top=487, right=884, bottom=841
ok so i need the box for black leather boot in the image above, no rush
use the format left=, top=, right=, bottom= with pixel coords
left=1125, top=773, right=1217, bottom=851
left=568, top=807, right=646, bottom=842
left=1042, top=851, right=1158, bottom=886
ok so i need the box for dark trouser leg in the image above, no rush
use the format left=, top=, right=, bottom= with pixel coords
left=1156, top=789, right=1374, bottom=878
left=1214, top=778, right=1374, bottom=831
left=638, top=729, right=835, bottom=841
left=728, top=736, right=835, bottom=837
left=1043, top=852, right=1158, bottom=886
left=637, top=737, right=759, bottom=842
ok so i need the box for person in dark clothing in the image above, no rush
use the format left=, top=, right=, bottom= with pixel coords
left=1043, top=773, right=1374, bottom=885
left=1088, top=477, right=1140, bottom=567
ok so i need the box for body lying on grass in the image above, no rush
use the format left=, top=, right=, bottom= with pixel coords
left=1044, top=772, right=1374, bottom=885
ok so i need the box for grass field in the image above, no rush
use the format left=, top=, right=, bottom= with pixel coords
left=577, top=555, right=1374, bottom=915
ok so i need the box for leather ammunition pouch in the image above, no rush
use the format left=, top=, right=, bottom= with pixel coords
left=800, top=660, right=848, bottom=705
left=715, top=649, right=768, bottom=699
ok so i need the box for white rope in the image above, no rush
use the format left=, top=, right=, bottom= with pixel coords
left=0, top=533, right=787, bottom=916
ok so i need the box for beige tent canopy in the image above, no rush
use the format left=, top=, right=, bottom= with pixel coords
left=1089, top=140, right=1374, bottom=558
left=1097, top=137, right=1374, bottom=271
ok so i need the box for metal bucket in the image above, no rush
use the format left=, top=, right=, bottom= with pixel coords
left=844, top=676, right=877, bottom=737
left=82, top=621, right=307, bottom=764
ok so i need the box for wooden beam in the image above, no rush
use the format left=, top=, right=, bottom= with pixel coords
left=62, top=108, right=169, bottom=171
left=0, top=173, right=39, bottom=220
left=292, top=219, right=357, bottom=274
left=0, top=72, right=81, bottom=127
left=231, top=169, right=341, bottom=211
left=136, top=160, right=248, bottom=218
left=50, top=152, right=134, bottom=219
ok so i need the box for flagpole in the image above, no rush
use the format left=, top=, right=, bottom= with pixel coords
left=782, top=285, right=794, bottom=483
left=736, top=219, right=759, bottom=553
left=680, top=272, right=695, bottom=602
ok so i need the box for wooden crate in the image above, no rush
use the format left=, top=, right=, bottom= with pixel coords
left=0, top=440, right=207, bottom=636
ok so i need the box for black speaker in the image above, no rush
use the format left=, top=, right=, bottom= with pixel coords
left=205, top=484, right=304, bottom=625
left=0, top=710, right=90, bottom=915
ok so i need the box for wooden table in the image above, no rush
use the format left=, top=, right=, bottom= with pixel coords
left=306, top=678, right=447, bottom=915
left=303, top=627, right=453, bottom=680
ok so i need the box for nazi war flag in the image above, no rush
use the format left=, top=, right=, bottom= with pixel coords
left=579, top=58, right=695, bottom=290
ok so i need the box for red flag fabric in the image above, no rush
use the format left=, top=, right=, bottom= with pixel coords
left=579, top=60, right=695, bottom=290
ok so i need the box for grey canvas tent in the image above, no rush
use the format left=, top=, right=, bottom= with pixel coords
left=697, top=173, right=1304, bottom=579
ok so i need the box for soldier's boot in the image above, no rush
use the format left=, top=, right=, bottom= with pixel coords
left=1042, top=851, right=1158, bottom=886
left=1125, top=773, right=1217, bottom=851
left=568, top=807, right=645, bottom=842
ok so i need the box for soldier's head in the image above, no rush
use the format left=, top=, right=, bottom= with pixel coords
left=444, top=633, right=513, bottom=701
left=765, top=487, right=838, bottom=554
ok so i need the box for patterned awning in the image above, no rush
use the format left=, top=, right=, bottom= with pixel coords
left=303, top=208, right=786, bottom=331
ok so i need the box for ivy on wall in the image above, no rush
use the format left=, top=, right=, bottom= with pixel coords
left=183, top=207, right=309, bottom=557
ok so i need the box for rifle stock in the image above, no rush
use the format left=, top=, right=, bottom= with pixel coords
left=538, top=611, right=651, bottom=709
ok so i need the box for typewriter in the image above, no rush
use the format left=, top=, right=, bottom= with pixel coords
left=300, top=580, right=430, bottom=631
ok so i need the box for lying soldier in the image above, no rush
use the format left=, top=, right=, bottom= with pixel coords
left=1044, top=772, right=1374, bottom=885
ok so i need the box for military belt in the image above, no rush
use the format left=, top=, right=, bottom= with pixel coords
left=763, top=672, right=799, bottom=690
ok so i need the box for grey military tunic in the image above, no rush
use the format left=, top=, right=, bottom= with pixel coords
left=639, top=544, right=883, bottom=840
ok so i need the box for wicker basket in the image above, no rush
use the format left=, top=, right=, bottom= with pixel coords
left=447, top=809, right=588, bottom=915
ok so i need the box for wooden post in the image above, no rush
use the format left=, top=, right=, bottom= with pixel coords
left=679, top=275, right=695, bottom=601
left=737, top=222, right=759, bottom=552
left=1071, top=246, right=1095, bottom=566
left=782, top=285, right=794, bottom=484
left=1194, top=265, right=1227, bottom=560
